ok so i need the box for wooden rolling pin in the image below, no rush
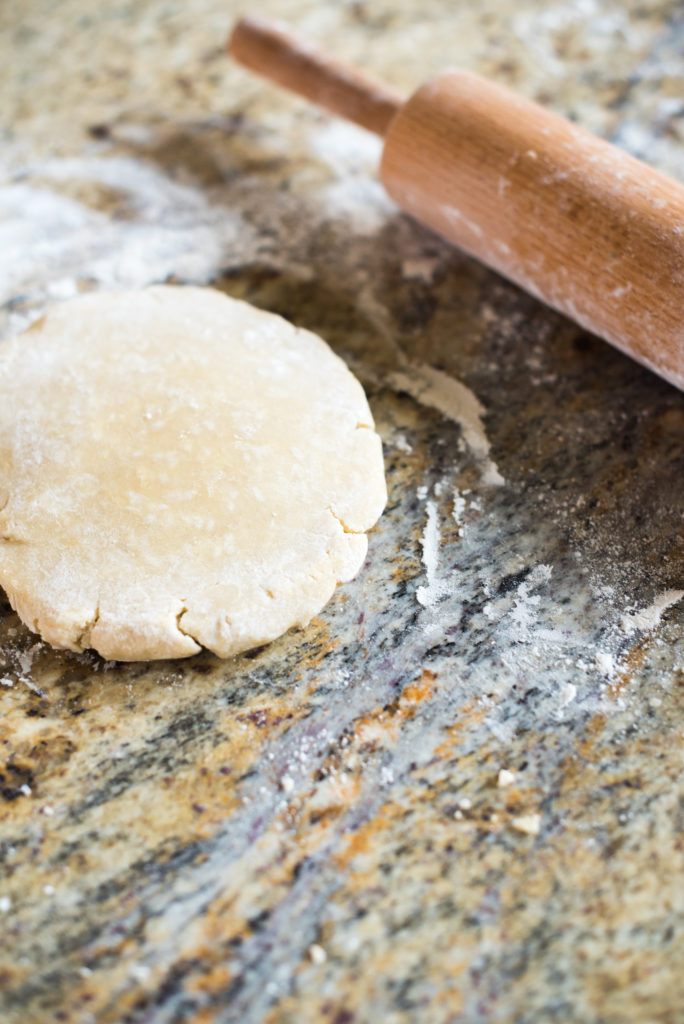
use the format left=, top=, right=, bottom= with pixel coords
left=229, top=16, right=684, bottom=392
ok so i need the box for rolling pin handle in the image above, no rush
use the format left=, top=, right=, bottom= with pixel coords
left=229, top=16, right=403, bottom=136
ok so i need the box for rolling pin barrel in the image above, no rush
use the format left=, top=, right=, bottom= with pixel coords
left=230, top=18, right=684, bottom=390
left=381, top=71, right=684, bottom=390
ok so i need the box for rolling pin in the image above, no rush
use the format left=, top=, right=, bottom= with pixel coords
left=229, top=16, right=684, bottom=392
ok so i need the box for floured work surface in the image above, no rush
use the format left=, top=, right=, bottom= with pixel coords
left=0, top=2, right=683, bottom=1023
left=0, top=286, right=385, bottom=661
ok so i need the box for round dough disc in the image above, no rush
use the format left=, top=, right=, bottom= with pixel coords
left=0, top=286, right=386, bottom=661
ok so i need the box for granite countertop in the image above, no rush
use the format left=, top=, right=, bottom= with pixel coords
left=1, top=1, right=683, bottom=1022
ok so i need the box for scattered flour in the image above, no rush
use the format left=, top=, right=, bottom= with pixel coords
left=594, top=650, right=616, bottom=678
left=0, top=129, right=394, bottom=343
left=493, top=564, right=554, bottom=639
left=16, top=644, right=41, bottom=677
left=0, top=642, right=45, bottom=695
left=0, top=159, right=254, bottom=308
left=620, top=590, right=684, bottom=636
left=416, top=500, right=448, bottom=610
left=317, top=177, right=390, bottom=235
left=559, top=682, right=577, bottom=708
left=452, top=489, right=467, bottom=536
left=307, top=119, right=382, bottom=177
left=389, top=363, right=504, bottom=486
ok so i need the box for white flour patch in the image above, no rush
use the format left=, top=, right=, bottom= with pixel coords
left=0, top=158, right=253, bottom=312
left=307, top=120, right=382, bottom=177
left=2, top=139, right=386, bottom=337
left=389, top=363, right=504, bottom=486
left=0, top=641, right=45, bottom=695
left=0, top=130, right=401, bottom=372
left=452, top=489, right=467, bottom=536
left=483, top=568, right=681, bottom=720
left=595, top=650, right=616, bottom=678
left=479, top=563, right=597, bottom=716
left=307, top=121, right=391, bottom=234
left=559, top=682, right=577, bottom=708
left=485, top=564, right=554, bottom=641
left=318, top=177, right=390, bottom=235
left=620, top=590, right=684, bottom=635
left=416, top=499, right=448, bottom=610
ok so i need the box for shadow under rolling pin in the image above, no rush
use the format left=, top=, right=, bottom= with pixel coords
left=229, top=16, right=684, bottom=392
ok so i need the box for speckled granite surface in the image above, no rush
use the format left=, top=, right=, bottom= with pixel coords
left=1, top=1, right=683, bottom=1022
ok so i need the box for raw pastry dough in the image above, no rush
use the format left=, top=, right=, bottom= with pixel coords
left=0, top=286, right=386, bottom=660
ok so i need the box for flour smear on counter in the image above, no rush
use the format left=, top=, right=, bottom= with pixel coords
left=416, top=498, right=448, bottom=610
left=0, top=126, right=392, bottom=339
left=0, top=158, right=256, bottom=309
left=620, top=590, right=684, bottom=636
left=390, top=363, right=505, bottom=486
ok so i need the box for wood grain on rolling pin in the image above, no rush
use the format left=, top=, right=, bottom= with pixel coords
left=381, top=71, right=684, bottom=390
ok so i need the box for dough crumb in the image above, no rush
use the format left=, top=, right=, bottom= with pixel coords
left=308, top=944, right=327, bottom=965
left=511, top=813, right=541, bottom=836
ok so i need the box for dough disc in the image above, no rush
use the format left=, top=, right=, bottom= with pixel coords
left=0, top=286, right=386, bottom=660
